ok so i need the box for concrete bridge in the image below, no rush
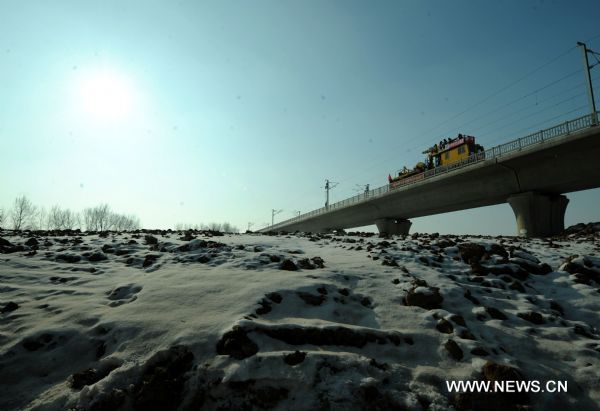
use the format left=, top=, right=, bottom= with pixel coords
left=261, top=112, right=600, bottom=237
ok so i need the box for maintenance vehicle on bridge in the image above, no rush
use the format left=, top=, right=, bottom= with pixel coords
left=388, top=134, right=485, bottom=189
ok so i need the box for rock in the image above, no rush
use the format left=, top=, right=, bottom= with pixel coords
left=88, top=252, right=108, bottom=262
left=265, top=292, right=283, bottom=304
left=435, top=239, right=456, bottom=249
left=1, top=301, right=19, bottom=313
left=470, top=347, right=489, bottom=356
left=311, top=256, right=325, bottom=268
left=297, top=258, right=315, bottom=269
left=549, top=301, right=564, bottom=316
left=0, top=237, right=13, bottom=247
left=24, top=237, right=39, bottom=247
left=133, top=345, right=194, bottom=410
left=360, top=297, right=372, bottom=308
left=458, top=243, right=486, bottom=263
left=485, top=306, right=507, bottom=320
left=509, top=257, right=551, bottom=275
left=180, top=231, right=196, bottom=241
left=565, top=222, right=600, bottom=235
left=463, top=289, right=480, bottom=305
left=23, top=340, right=44, bottom=351
left=488, top=243, right=508, bottom=258
left=574, top=324, right=596, bottom=339
left=470, top=261, right=488, bottom=275
left=55, top=254, right=81, bottom=263
left=368, top=358, right=389, bottom=371
left=216, top=327, right=259, bottom=359
left=404, top=286, right=443, bottom=310
left=454, top=362, right=529, bottom=411
left=144, top=235, right=158, bottom=245
left=562, top=257, right=600, bottom=285
left=517, top=311, right=544, bottom=324
left=297, top=292, right=325, bottom=306
left=255, top=299, right=272, bottom=315
left=142, top=254, right=160, bottom=267
left=509, top=281, right=526, bottom=293
left=458, top=329, right=476, bottom=340
left=539, top=263, right=553, bottom=274
left=196, top=255, right=210, bottom=264
left=486, top=263, right=529, bottom=281
left=482, top=361, right=524, bottom=382
left=436, top=319, right=454, bottom=334
left=279, top=259, right=298, bottom=271
left=283, top=351, right=306, bottom=366
left=444, top=339, right=463, bottom=361
left=256, top=324, right=397, bottom=348
left=449, top=315, right=466, bottom=327
left=70, top=368, right=100, bottom=390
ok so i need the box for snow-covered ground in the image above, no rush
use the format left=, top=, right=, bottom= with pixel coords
left=0, top=228, right=599, bottom=410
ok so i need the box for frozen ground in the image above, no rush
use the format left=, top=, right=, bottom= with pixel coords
left=0, top=228, right=599, bottom=411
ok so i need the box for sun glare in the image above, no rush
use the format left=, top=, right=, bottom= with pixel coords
left=77, top=68, right=136, bottom=123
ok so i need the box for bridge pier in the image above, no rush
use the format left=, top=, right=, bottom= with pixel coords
left=507, top=192, right=569, bottom=237
left=375, top=218, right=412, bottom=236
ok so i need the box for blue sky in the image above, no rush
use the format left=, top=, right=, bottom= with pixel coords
left=1, top=0, right=599, bottom=234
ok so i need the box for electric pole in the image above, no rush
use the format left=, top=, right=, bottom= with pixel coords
left=324, top=179, right=338, bottom=208
left=271, top=209, right=282, bottom=227
left=577, top=41, right=599, bottom=123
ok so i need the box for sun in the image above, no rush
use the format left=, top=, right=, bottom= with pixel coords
left=77, top=68, right=136, bottom=123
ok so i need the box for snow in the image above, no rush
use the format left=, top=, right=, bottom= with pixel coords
left=0, top=230, right=599, bottom=410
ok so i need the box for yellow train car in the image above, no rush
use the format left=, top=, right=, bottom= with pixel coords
left=437, top=135, right=480, bottom=166
left=389, top=134, right=485, bottom=189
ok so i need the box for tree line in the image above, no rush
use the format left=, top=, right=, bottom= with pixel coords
left=0, top=195, right=140, bottom=232
left=174, top=222, right=240, bottom=233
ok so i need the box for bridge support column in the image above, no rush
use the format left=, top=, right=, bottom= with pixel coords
left=507, top=192, right=569, bottom=237
left=375, top=218, right=412, bottom=236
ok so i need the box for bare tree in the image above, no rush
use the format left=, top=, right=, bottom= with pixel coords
left=221, top=222, right=239, bottom=233
left=96, top=204, right=111, bottom=232
left=208, top=222, right=222, bottom=232
left=11, top=195, right=37, bottom=230
left=0, top=208, right=4, bottom=227
left=36, top=206, right=48, bottom=230
left=48, top=205, right=61, bottom=229
left=82, top=205, right=139, bottom=232
left=83, top=204, right=110, bottom=231
left=83, top=207, right=97, bottom=231
left=62, top=209, right=77, bottom=230
left=73, top=212, right=82, bottom=230
left=175, top=222, right=202, bottom=230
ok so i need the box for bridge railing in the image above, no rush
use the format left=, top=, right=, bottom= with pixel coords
left=265, top=111, right=598, bottom=231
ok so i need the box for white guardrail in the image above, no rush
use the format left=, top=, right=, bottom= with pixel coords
left=265, top=112, right=599, bottom=231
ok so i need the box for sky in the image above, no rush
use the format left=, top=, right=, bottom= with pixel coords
left=1, top=0, right=599, bottom=234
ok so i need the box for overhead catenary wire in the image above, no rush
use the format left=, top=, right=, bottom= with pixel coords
left=472, top=81, right=598, bottom=136
left=330, top=47, right=581, bottom=191
left=430, top=69, right=583, bottom=140
left=268, top=36, right=600, bottom=223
